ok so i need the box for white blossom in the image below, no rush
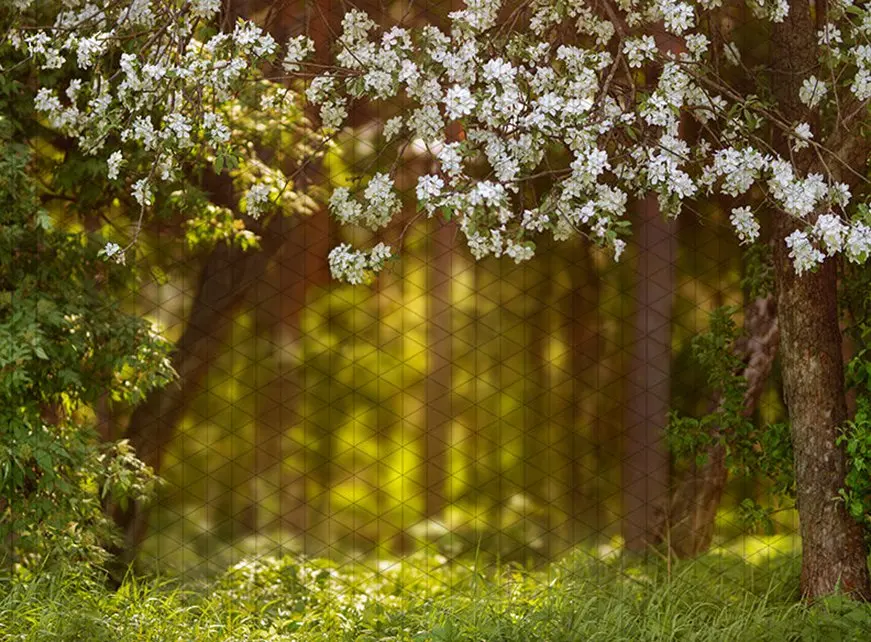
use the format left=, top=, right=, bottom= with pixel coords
left=791, top=122, right=813, bottom=151
left=107, top=151, right=124, bottom=180
left=246, top=183, right=271, bottom=219
left=445, top=85, right=476, bottom=121
left=799, top=76, right=828, bottom=108
left=785, top=229, right=825, bottom=275
left=283, top=35, right=314, bottom=73
left=729, top=206, right=760, bottom=244
left=813, top=213, right=848, bottom=256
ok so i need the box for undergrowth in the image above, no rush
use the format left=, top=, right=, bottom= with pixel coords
left=2, top=548, right=871, bottom=641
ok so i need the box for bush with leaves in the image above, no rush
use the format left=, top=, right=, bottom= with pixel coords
left=0, top=140, right=175, bottom=570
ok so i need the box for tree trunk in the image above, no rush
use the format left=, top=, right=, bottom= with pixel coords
left=107, top=209, right=305, bottom=567
left=668, top=296, right=779, bottom=558
left=769, top=0, right=871, bottom=600
left=622, top=194, right=677, bottom=552
left=423, top=219, right=454, bottom=522
left=773, top=219, right=870, bottom=599
left=569, top=245, right=601, bottom=543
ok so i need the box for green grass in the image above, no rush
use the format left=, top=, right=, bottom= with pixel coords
left=2, top=548, right=871, bottom=641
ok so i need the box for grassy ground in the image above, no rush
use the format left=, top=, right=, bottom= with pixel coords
left=3, top=545, right=871, bottom=641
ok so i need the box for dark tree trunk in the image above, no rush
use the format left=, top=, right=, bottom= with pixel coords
left=773, top=219, right=870, bottom=599
left=769, top=0, right=871, bottom=600
left=423, top=219, right=454, bottom=522
left=569, top=245, right=602, bottom=543
left=668, top=296, right=779, bottom=558
left=107, top=211, right=300, bottom=566
left=622, top=195, right=677, bottom=552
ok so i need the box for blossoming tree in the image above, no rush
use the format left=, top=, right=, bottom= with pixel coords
left=9, top=0, right=871, bottom=598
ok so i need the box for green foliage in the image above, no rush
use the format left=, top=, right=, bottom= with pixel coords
left=741, top=244, right=774, bottom=300
left=3, top=549, right=871, bottom=641
left=667, top=306, right=793, bottom=505
left=841, top=262, right=871, bottom=538
left=0, top=142, right=170, bottom=569
left=839, top=374, right=871, bottom=537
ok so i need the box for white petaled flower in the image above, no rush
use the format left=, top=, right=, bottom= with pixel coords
left=282, top=35, right=314, bottom=73
left=813, top=213, right=848, bottom=256
left=76, top=34, right=108, bottom=69
left=729, top=206, right=760, bottom=244
left=163, top=112, right=192, bottom=147
left=132, top=178, right=153, bottom=207
left=830, top=182, right=851, bottom=207
left=328, top=243, right=369, bottom=284
left=107, top=151, right=124, bottom=180
left=438, top=142, right=464, bottom=178
left=799, top=76, right=828, bottom=108
left=622, top=36, right=657, bottom=69
left=445, top=85, right=476, bottom=120
left=368, top=242, right=393, bottom=267
left=191, top=0, right=221, bottom=18
left=851, top=67, right=871, bottom=101
left=306, top=75, right=336, bottom=104
left=785, top=229, right=825, bottom=275
left=613, top=239, right=627, bottom=261
left=99, top=242, right=125, bottom=264
left=791, top=122, right=813, bottom=151
left=846, top=223, right=871, bottom=264
left=362, top=173, right=400, bottom=229
left=684, top=33, right=709, bottom=59
left=329, top=187, right=364, bottom=224
left=817, top=23, right=842, bottom=46
left=246, top=183, right=271, bottom=219
left=505, top=239, right=535, bottom=263
left=203, top=112, right=231, bottom=144
left=319, top=100, right=348, bottom=130
left=383, top=116, right=403, bottom=141
left=521, top=209, right=550, bottom=233
left=416, top=174, right=444, bottom=213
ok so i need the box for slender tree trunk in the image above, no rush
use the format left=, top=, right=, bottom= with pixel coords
left=569, top=245, right=601, bottom=543
left=769, top=0, right=871, bottom=600
left=668, top=296, right=779, bottom=558
left=622, top=195, right=677, bottom=552
left=423, top=219, right=454, bottom=521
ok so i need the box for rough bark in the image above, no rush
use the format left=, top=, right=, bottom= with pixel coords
left=773, top=222, right=870, bottom=599
left=622, top=194, right=677, bottom=552
left=668, top=296, right=779, bottom=558
left=769, top=0, right=871, bottom=600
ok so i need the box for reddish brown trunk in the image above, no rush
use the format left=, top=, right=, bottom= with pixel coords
left=569, top=246, right=602, bottom=542
left=622, top=195, right=677, bottom=552
left=668, top=297, right=779, bottom=558
left=773, top=219, right=870, bottom=599
left=769, top=0, right=871, bottom=600
left=423, top=220, right=454, bottom=521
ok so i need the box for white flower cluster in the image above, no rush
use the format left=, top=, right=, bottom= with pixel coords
left=329, top=174, right=400, bottom=230
left=785, top=230, right=825, bottom=275
left=19, top=0, right=871, bottom=281
left=729, top=207, right=760, bottom=245
left=328, top=242, right=393, bottom=284
left=297, top=0, right=871, bottom=280
left=20, top=2, right=298, bottom=226
left=799, top=76, right=828, bottom=109
left=246, top=183, right=272, bottom=219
